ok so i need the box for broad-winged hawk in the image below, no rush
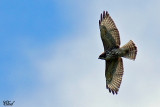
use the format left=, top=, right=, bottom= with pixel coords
left=98, top=11, right=137, bottom=95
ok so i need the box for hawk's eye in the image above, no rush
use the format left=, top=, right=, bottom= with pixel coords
left=106, top=51, right=108, bottom=54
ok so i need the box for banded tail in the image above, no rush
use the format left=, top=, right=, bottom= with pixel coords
left=120, top=40, right=137, bottom=60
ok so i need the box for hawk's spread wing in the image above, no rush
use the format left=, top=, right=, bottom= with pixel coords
left=105, top=58, right=124, bottom=94
left=99, top=11, right=120, bottom=51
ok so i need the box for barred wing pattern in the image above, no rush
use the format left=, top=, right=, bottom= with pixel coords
left=99, top=11, right=120, bottom=50
left=105, top=58, right=124, bottom=94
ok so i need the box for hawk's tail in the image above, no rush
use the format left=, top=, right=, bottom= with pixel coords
left=120, top=40, right=137, bottom=60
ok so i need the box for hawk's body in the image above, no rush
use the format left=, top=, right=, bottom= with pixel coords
left=98, top=11, right=137, bottom=94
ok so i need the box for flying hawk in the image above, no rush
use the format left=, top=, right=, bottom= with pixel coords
left=98, top=11, right=137, bottom=95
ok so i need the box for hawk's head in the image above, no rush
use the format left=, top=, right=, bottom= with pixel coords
left=98, top=52, right=106, bottom=60
left=99, top=50, right=118, bottom=60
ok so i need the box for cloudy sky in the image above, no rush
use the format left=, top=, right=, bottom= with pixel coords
left=1, top=0, right=160, bottom=107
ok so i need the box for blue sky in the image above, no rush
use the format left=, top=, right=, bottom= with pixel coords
left=1, top=0, right=160, bottom=107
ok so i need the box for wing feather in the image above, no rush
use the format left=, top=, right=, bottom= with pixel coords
left=99, top=11, right=120, bottom=51
left=105, top=58, right=124, bottom=94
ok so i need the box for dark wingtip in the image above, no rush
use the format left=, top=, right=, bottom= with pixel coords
left=106, top=11, right=108, bottom=14
left=103, top=11, right=105, bottom=18
left=109, top=89, right=111, bottom=93
left=99, top=20, right=101, bottom=26
left=106, top=11, right=109, bottom=17
left=100, top=11, right=109, bottom=23
left=106, top=85, right=108, bottom=89
left=115, top=91, right=118, bottom=94
left=100, top=13, right=102, bottom=21
left=112, top=90, right=115, bottom=95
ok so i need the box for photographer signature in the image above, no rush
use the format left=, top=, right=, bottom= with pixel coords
left=3, top=100, right=15, bottom=106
